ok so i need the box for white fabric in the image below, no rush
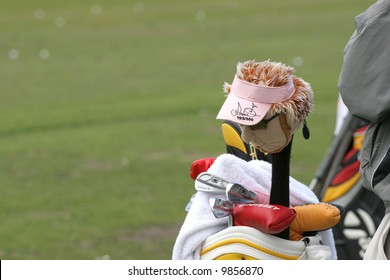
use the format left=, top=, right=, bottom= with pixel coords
left=364, top=212, right=390, bottom=260
left=200, top=226, right=331, bottom=260
left=172, top=154, right=337, bottom=260
left=334, top=94, right=349, bottom=136
left=305, top=244, right=332, bottom=260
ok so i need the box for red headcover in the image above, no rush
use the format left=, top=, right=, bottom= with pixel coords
left=190, top=158, right=216, bottom=180
left=233, top=204, right=296, bottom=234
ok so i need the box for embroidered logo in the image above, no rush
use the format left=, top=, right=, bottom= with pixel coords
left=231, top=102, right=258, bottom=121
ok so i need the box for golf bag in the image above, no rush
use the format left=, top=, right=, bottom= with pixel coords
left=309, top=114, right=385, bottom=259
left=220, top=113, right=385, bottom=259
left=209, top=120, right=335, bottom=260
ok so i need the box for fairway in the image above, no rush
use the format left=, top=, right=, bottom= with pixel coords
left=0, top=0, right=373, bottom=259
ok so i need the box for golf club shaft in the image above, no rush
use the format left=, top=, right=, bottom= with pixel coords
left=270, top=139, right=292, bottom=240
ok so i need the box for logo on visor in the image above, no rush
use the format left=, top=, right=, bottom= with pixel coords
left=231, top=102, right=258, bottom=121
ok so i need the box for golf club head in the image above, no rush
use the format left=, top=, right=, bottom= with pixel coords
left=195, top=172, right=229, bottom=193
left=227, top=183, right=258, bottom=204
left=209, top=197, right=233, bottom=218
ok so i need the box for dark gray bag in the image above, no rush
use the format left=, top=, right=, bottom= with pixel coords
left=360, top=118, right=390, bottom=212
left=338, top=0, right=390, bottom=123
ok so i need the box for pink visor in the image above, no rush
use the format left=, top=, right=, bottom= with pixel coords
left=216, top=75, right=295, bottom=125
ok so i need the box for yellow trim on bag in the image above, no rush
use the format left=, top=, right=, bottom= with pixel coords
left=215, top=254, right=257, bottom=260
left=353, top=133, right=364, bottom=150
left=322, top=172, right=360, bottom=202
left=200, top=238, right=299, bottom=260
left=221, top=123, right=247, bottom=155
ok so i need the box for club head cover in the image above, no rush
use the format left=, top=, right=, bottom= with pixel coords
left=232, top=204, right=296, bottom=234
left=289, top=203, right=342, bottom=241
left=216, top=60, right=314, bottom=154
left=189, top=158, right=216, bottom=180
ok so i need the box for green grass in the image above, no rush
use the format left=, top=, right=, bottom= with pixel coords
left=0, top=0, right=372, bottom=259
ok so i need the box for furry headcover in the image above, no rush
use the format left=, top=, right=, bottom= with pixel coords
left=217, top=60, right=314, bottom=153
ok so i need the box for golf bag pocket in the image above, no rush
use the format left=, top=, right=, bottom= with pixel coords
left=360, top=119, right=390, bottom=204
left=304, top=238, right=332, bottom=260
left=200, top=226, right=331, bottom=260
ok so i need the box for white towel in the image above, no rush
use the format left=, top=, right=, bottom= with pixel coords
left=172, top=153, right=337, bottom=260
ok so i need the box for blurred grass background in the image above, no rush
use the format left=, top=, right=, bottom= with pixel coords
left=0, top=0, right=372, bottom=259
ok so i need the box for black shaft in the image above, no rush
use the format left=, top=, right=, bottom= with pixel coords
left=270, top=139, right=293, bottom=239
